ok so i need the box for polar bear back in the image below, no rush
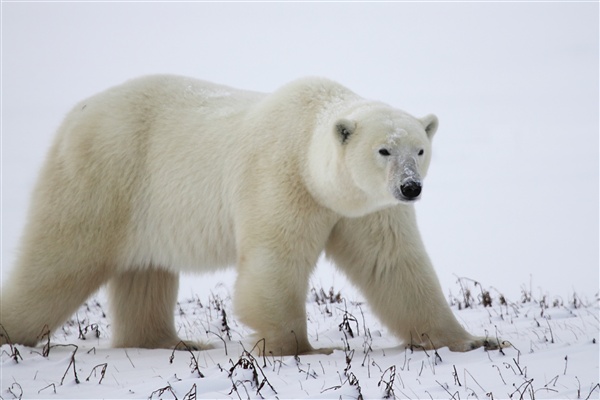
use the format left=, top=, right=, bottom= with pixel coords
left=47, top=76, right=271, bottom=272
left=39, top=75, right=367, bottom=274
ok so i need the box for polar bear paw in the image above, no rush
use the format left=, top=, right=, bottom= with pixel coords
left=247, top=333, right=341, bottom=357
left=445, top=336, right=511, bottom=352
left=302, top=347, right=341, bottom=356
left=410, top=333, right=510, bottom=353
left=170, top=340, right=211, bottom=351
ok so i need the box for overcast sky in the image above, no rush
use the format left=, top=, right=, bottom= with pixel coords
left=2, top=2, right=598, bottom=299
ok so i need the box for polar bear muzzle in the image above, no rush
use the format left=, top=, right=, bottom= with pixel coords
left=389, top=155, right=423, bottom=202
left=400, top=179, right=422, bottom=200
left=391, top=178, right=422, bottom=202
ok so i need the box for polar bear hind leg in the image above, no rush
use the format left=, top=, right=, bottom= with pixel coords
left=0, top=251, right=111, bottom=347
left=108, top=267, right=205, bottom=350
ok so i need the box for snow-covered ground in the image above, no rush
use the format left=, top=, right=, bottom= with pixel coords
left=1, top=272, right=598, bottom=399
left=1, top=2, right=598, bottom=399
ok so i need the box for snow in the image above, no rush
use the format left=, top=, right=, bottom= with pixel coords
left=1, top=2, right=598, bottom=399
left=1, top=275, right=599, bottom=399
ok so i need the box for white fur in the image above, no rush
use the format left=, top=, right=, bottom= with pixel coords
left=0, top=75, right=495, bottom=355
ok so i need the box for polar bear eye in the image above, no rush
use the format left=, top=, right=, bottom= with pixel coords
left=418, top=149, right=424, bottom=156
left=378, top=149, right=391, bottom=156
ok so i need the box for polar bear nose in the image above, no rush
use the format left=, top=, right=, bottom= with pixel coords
left=400, top=180, right=422, bottom=199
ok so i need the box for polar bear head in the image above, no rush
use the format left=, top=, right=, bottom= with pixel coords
left=307, top=103, right=438, bottom=218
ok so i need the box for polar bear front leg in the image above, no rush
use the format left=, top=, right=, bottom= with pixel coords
left=326, top=206, right=501, bottom=352
left=233, top=242, right=330, bottom=357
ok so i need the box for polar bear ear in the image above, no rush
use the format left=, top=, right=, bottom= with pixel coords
left=420, top=114, right=439, bottom=140
left=335, top=119, right=356, bottom=144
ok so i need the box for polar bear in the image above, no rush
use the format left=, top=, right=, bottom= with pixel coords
left=0, top=75, right=498, bottom=355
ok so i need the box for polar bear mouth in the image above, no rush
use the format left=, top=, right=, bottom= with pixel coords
left=394, top=193, right=421, bottom=203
